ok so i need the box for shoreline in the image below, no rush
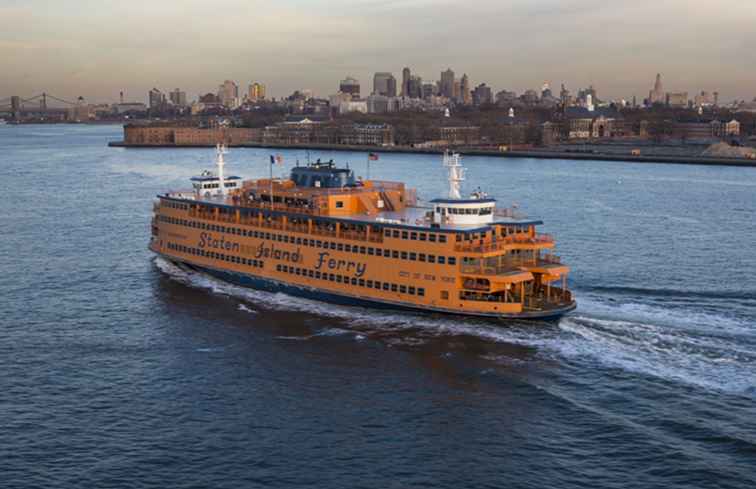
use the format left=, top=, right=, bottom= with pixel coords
left=107, top=140, right=756, bottom=168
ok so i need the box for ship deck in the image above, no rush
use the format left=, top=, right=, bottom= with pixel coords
left=165, top=190, right=544, bottom=233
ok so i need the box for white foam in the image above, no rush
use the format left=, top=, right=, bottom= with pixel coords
left=154, top=257, right=755, bottom=396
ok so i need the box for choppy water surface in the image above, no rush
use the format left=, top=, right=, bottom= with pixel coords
left=2, top=125, right=755, bottom=488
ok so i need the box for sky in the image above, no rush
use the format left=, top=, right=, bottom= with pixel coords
left=2, top=0, right=755, bottom=104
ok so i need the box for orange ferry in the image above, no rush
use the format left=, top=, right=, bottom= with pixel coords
left=150, top=146, right=575, bottom=319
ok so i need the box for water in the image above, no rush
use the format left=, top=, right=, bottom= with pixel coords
left=2, top=124, right=755, bottom=488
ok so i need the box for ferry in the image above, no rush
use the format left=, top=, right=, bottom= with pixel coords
left=150, top=146, right=576, bottom=320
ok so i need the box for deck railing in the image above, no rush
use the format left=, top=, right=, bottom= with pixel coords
left=455, top=233, right=555, bottom=253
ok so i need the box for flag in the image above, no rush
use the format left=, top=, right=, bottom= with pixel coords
left=275, top=154, right=283, bottom=164
left=270, top=154, right=283, bottom=165
left=368, top=152, right=379, bottom=161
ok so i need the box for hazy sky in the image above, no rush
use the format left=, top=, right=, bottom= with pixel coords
left=2, top=0, right=755, bottom=103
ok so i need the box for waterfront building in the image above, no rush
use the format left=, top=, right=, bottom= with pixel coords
left=113, top=102, right=147, bottom=115
left=440, top=68, right=455, bottom=99
left=123, top=124, right=259, bottom=146
left=648, top=73, right=665, bottom=105
left=339, top=77, right=361, bottom=98
left=373, top=72, right=397, bottom=97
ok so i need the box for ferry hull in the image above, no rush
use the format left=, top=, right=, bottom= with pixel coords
left=159, top=254, right=576, bottom=322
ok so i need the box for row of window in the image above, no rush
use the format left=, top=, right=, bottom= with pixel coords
left=168, top=242, right=264, bottom=268
left=383, top=228, right=447, bottom=243
left=160, top=215, right=458, bottom=265
left=276, top=264, right=425, bottom=297
left=165, top=202, right=189, bottom=210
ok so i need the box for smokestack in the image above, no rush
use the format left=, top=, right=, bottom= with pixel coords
left=120, top=91, right=124, bottom=104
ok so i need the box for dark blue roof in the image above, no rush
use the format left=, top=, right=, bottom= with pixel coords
left=190, top=175, right=241, bottom=181
left=430, top=198, right=497, bottom=204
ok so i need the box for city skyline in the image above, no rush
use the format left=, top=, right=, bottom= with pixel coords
left=2, top=0, right=756, bottom=102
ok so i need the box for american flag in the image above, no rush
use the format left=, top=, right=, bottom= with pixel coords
left=270, top=154, right=283, bottom=164
left=368, top=152, right=379, bottom=161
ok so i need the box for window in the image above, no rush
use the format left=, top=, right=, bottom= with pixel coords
left=382, top=283, right=389, bottom=291
left=335, top=201, right=344, bottom=208
left=401, top=231, right=408, bottom=239
left=391, top=284, right=398, bottom=292
left=438, top=256, right=446, bottom=264
left=408, top=287, right=415, bottom=295
left=392, top=230, right=400, bottom=238
left=418, top=288, right=425, bottom=297
left=399, top=285, right=407, bottom=294
left=419, top=233, right=427, bottom=241
left=419, top=254, right=426, bottom=262
left=401, top=251, right=408, bottom=260
left=368, top=248, right=374, bottom=255
left=409, top=252, right=417, bottom=261
left=441, top=291, right=449, bottom=300
left=392, top=250, right=399, bottom=259
left=448, top=257, right=457, bottom=265
left=410, top=232, right=417, bottom=240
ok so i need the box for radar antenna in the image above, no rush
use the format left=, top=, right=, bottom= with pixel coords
left=443, top=151, right=465, bottom=200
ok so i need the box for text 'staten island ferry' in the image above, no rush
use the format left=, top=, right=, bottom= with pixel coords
left=150, top=147, right=576, bottom=320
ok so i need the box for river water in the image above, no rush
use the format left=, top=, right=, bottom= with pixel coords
left=2, top=125, right=755, bottom=488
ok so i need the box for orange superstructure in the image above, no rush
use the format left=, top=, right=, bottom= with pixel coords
left=149, top=148, right=575, bottom=320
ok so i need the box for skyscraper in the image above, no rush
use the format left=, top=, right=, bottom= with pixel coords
left=401, top=67, right=411, bottom=97
left=472, top=83, right=492, bottom=106
left=148, top=88, right=164, bottom=109
left=460, top=74, right=471, bottom=105
left=339, top=76, right=360, bottom=97
left=218, top=80, right=239, bottom=108
left=169, top=88, right=187, bottom=107
left=408, top=76, right=423, bottom=99
left=440, top=68, right=455, bottom=98
left=248, top=82, right=266, bottom=101
left=373, top=72, right=397, bottom=97
left=648, top=73, right=665, bottom=105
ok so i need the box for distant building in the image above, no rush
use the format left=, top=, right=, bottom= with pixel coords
left=421, top=83, right=436, bottom=100
left=401, top=67, right=411, bottom=97
left=496, top=90, right=517, bottom=106
left=113, top=102, right=147, bottom=115
left=169, top=88, right=187, bottom=107
left=338, top=99, right=368, bottom=115
left=248, top=82, right=266, bottom=102
left=460, top=74, right=471, bottom=105
left=440, top=68, right=455, bottom=99
left=648, top=73, right=665, bottom=105
left=666, top=92, right=688, bottom=108
left=339, top=77, right=360, bottom=98
left=218, top=80, right=239, bottom=108
left=373, top=72, right=396, bottom=97
left=408, top=76, right=423, bottom=99
left=711, top=119, right=740, bottom=138
left=472, top=83, right=492, bottom=106
left=367, top=94, right=390, bottom=114
left=148, top=88, right=164, bottom=109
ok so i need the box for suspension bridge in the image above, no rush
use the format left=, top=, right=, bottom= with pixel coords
left=0, top=93, right=86, bottom=121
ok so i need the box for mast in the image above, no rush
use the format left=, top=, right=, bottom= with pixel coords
left=443, top=151, right=464, bottom=200
left=215, top=143, right=228, bottom=196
